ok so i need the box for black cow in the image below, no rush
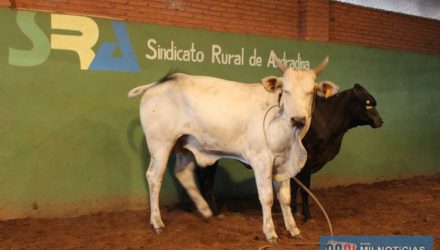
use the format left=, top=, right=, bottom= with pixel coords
left=195, top=83, right=383, bottom=220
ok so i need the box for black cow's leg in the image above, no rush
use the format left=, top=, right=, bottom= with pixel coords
left=290, top=174, right=300, bottom=215
left=299, top=168, right=313, bottom=221
left=196, top=161, right=221, bottom=216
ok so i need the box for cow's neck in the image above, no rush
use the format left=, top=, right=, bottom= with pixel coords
left=315, top=89, right=354, bottom=136
left=265, top=112, right=295, bottom=153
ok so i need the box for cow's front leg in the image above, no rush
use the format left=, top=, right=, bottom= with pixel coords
left=290, top=177, right=300, bottom=215
left=253, top=164, right=278, bottom=243
left=299, top=169, right=313, bottom=221
left=274, top=179, right=301, bottom=238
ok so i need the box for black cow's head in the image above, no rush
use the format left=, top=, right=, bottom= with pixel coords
left=350, top=83, right=384, bottom=128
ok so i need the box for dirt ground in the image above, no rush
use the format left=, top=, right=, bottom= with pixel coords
left=1, top=175, right=439, bottom=250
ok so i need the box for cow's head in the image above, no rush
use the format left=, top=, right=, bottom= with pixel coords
left=262, top=53, right=339, bottom=134
left=261, top=54, right=340, bottom=182
left=349, top=83, right=384, bottom=128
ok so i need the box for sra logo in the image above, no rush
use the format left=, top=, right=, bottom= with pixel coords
left=8, top=11, right=140, bottom=72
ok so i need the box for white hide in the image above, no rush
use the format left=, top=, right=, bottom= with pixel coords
left=129, top=62, right=336, bottom=242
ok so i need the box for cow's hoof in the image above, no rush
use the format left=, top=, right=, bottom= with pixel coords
left=292, top=233, right=304, bottom=240
left=289, top=227, right=301, bottom=238
left=200, top=207, right=213, bottom=219
left=153, top=227, right=164, bottom=234
left=215, top=213, right=225, bottom=219
left=268, top=237, right=279, bottom=244
left=304, top=218, right=315, bottom=223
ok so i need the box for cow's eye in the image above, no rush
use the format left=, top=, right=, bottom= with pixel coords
left=365, top=100, right=373, bottom=109
left=283, top=90, right=291, bottom=95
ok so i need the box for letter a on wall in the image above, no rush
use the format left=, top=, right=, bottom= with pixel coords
left=89, top=21, right=140, bottom=72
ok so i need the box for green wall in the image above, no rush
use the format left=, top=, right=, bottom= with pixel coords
left=1, top=9, right=439, bottom=219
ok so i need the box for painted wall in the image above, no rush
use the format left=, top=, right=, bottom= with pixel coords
left=1, top=9, right=439, bottom=219
left=2, top=1, right=440, bottom=55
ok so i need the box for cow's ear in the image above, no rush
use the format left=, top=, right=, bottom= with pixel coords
left=353, top=83, right=366, bottom=97
left=315, top=81, right=340, bottom=98
left=261, top=76, right=283, bottom=93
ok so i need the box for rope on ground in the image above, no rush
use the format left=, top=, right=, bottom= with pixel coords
left=256, top=176, right=333, bottom=250
left=292, top=176, right=333, bottom=237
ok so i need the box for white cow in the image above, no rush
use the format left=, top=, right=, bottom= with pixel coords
left=128, top=54, right=338, bottom=243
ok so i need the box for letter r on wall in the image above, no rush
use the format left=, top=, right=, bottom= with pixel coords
left=51, top=14, right=99, bottom=70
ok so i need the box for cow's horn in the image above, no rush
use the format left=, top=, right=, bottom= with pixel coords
left=272, top=52, right=287, bottom=73
left=313, top=56, right=329, bottom=76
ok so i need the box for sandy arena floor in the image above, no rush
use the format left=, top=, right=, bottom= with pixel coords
left=1, top=175, right=439, bottom=249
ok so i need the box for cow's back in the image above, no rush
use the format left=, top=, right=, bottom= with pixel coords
left=139, top=73, right=274, bottom=152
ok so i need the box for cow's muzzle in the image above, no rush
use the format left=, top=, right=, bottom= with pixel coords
left=291, top=116, right=306, bottom=129
left=371, top=117, right=384, bottom=128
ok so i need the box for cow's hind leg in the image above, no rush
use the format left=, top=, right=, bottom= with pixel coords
left=274, top=179, right=301, bottom=238
left=196, top=162, right=221, bottom=216
left=146, top=142, right=173, bottom=234
left=175, top=150, right=213, bottom=218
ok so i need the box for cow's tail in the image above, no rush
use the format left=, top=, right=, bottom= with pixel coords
left=127, top=82, right=157, bottom=98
